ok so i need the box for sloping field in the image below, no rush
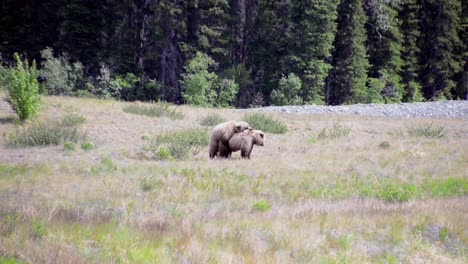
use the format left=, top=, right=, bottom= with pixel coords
left=0, top=95, right=467, bottom=263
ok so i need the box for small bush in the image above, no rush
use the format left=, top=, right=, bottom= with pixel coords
left=80, top=141, right=94, bottom=150
left=253, top=200, right=271, bottom=211
left=199, top=113, right=226, bottom=126
left=379, top=141, right=391, bottom=149
left=123, top=102, right=184, bottom=120
left=155, top=128, right=209, bottom=147
left=316, top=122, right=351, bottom=141
left=143, top=128, right=208, bottom=160
left=376, top=181, right=417, bottom=202
left=271, top=73, right=302, bottom=106
left=64, top=141, right=76, bottom=151
left=155, top=147, right=172, bottom=160
left=39, top=47, right=84, bottom=95
left=406, top=123, right=445, bottom=138
left=7, top=53, right=41, bottom=121
left=243, top=113, right=288, bottom=134
left=61, top=112, right=86, bottom=127
left=426, top=177, right=467, bottom=197
left=438, top=227, right=449, bottom=242
left=6, top=113, right=87, bottom=147
left=139, top=176, right=160, bottom=192
left=30, top=220, right=46, bottom=238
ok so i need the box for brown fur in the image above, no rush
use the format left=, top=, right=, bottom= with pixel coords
left=208, top=121, right=251, bottom=159
left=227, top=129, right=265, bottom=159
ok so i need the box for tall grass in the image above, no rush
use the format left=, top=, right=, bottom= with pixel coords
left=123, top=102, right=184, bottom=120
left=406, top=123, right=445, bottom=138
left=316, top=122, right=352, bottom=141
left=243, top=113, right=288, bottom=134
left=143, top=128, right=209, bottom=160
left=199, top=113, right=226, bottom=126
left=6, top=113, right=88, bottom=147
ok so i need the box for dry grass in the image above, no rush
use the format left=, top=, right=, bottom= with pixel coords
left=0, top=93, right=467, bottom=263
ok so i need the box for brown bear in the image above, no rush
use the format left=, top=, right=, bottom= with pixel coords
left=227, top=129, right=265, bottom=159
left=208, top=121, right=251, bottom=159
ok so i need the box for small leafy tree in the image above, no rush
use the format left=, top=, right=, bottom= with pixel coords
left=92, top=65, right=122, bottom=99
left=39, top=47, right=84, bottom=95
left=181, top=52, right=239, bottom=107
left=271, top=73, right=302, bottom=106
left=181, top=52, right=218, bottom=106
left=7, top=53, right=41, bottom=121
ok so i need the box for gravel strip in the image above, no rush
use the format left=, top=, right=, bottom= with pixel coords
left=239, top=100, right=468, bottom=118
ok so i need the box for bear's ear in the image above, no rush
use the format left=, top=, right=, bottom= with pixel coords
left=259, top=133, right=264, bottom=138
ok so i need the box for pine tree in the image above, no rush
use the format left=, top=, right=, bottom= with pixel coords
left=248, top=0, right=295, bottom=104
left=58, top=0, right=105, bottom=73
left=291, top=0, right=339, bottom=104
left=399, top=0, right=423, bottom=102
left=366, top=1, right=404, bottom=103
left=329, top=0, right=370, bottom=105
left=418, top=0, right=463, bottom=100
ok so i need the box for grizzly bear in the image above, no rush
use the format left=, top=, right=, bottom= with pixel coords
left=226, top=129, right=265, bottom=159
left=208, top=121, right=251, bottom=159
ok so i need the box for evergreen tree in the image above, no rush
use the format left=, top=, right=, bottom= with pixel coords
left=454, top=0, right=468, bottom=99
left=418, top=0, right=463, bottom=100
left=399, top=0, right=423, bottom=102
left=58, top=0, right=105, bottom=73
left=291, top=0, right=339, bottom=104
left=366, top=0, right=404, bottom=103
left=329, top=0, right=370, bottom=105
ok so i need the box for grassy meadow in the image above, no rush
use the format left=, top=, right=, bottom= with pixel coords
left=0, top=94, right=467, bottom=263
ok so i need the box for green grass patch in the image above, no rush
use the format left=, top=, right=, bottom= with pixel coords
left=143, top=128, right=209, bottom=160
left=425, top=177, right=468, bottom=197
left=199, top=113, right=226, bottom=126
left=6, top=113, right=88, bottom=147
left=252, top=200, right=271, bottom=211
left=243, top=113, right=287, bottom=134
left=80, top=140, right=94, bottom=150
left=406, top=123, right=445, bottom=138
left=0, top=256, right=24, bottom=264
left=123, top=102, right=184, bottom=120
left=314, top=122, right=352, bottom=141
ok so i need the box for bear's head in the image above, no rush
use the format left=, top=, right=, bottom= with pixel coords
left=234, top=121, right=251, bottom=133
left=252, top=129, right=265, bottom=146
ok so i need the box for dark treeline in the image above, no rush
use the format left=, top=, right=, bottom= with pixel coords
left=1, top=0, right=466, bottom=106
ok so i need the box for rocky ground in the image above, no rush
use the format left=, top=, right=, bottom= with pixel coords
left=240, top=100, right=468, bottom=118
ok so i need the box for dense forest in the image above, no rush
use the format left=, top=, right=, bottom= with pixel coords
left=0, top=0, right=467, bottom=107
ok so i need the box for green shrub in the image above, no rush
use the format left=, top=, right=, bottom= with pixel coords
left=243, top=113, right=288, bottom=134
left=64, top=141, right=76, bottom=151
left=199, top=113, right=226, bottom=126
left=181, top=52, right=239, bottom=107
left=93, top=65, right=122, bottom=99
left=123, top=102, right=184, bottom=120
left=0, top=256, right=24, bottom=264
left=139, top=176, right=160, bottom=192
left=61, top=112, right=86, bottom=127
left=7, top=53, right=41, bottom=121
left=271, top=73, right=303, bottom=106
left=316, top=122, right=351, bottom=141
left=30, top=220, right=46, bottom=238
left=6, top=113, right=87, bottom=147
left=376, top=181, right=417, bottom=202
left=406, top=123, right=445, bottom=138
left=426, top=177, right=468, bottom=197
left=253, top=200, right=271, bottom=211
left=145, top=128, right=208, bottom=160
left=155, top=128, right=209, bottom=147
left=155, top=147, right=172, bottom=160
left=39, top=47, right=84, bottom=95
left=81, top=141, right=94, bottom=150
